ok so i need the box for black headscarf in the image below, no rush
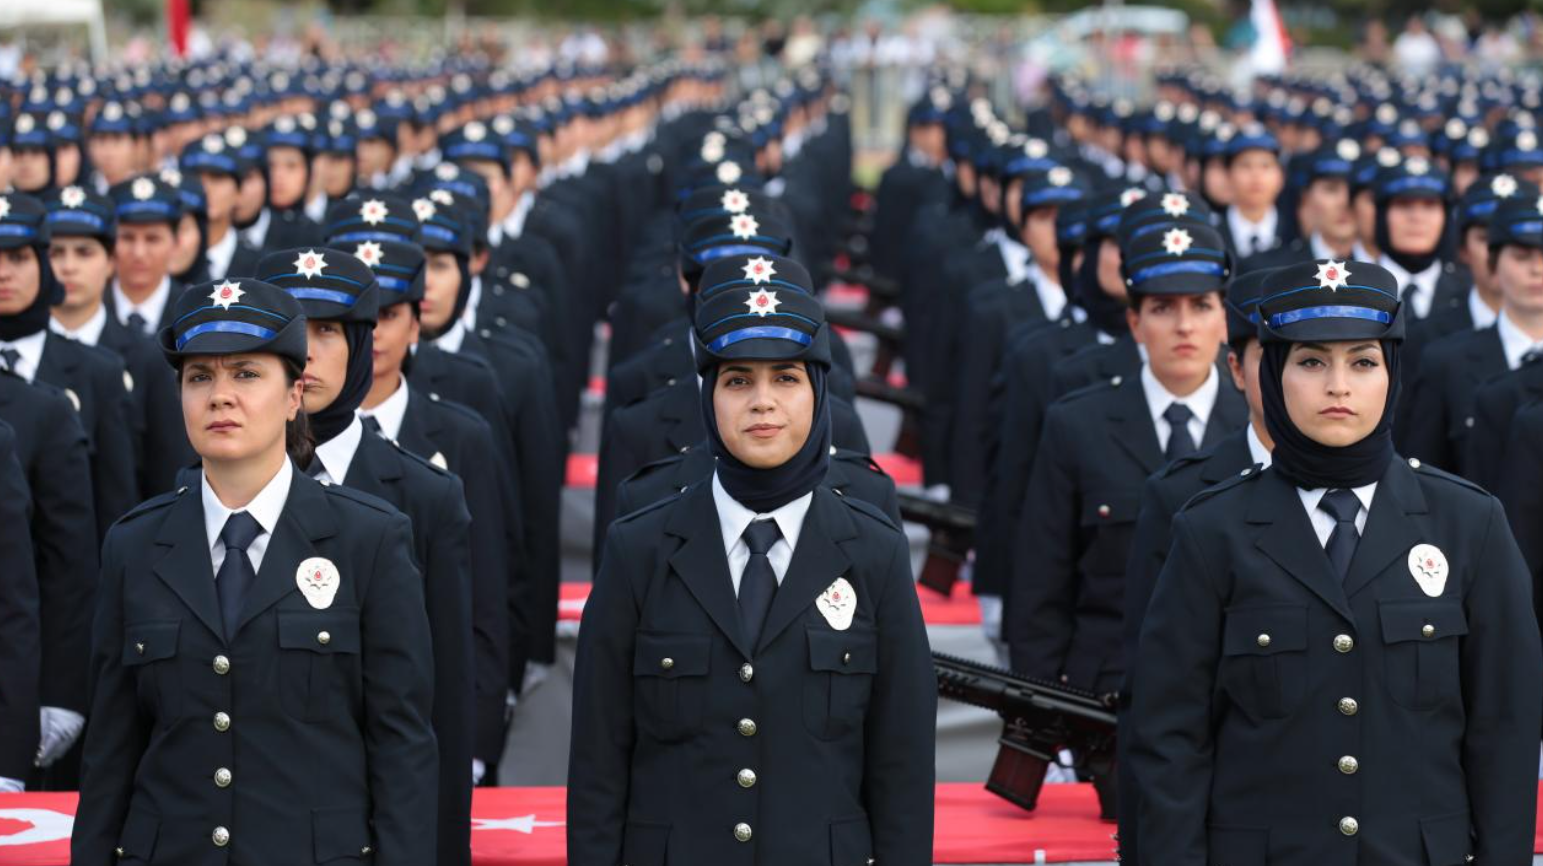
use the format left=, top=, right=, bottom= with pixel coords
left=1374, top=201, right=1443, bottom=276
left=309, top=320, right=376, bottom=446
left=1076, top=237, right=1130, bottom=336
left=1260, top=338, right=1400, bottom=490
left=701, top=360, right=832, bottom=514
left=0, top=244, right=64, bottom=341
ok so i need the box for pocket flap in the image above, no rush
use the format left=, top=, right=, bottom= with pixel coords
left=1207, top=824, right=1268, bottom=865
left=622, top=821, right=670, bottom=866
left=808, top=626, right=878, bottom=674
left=1420, top=810, right=1472, bottom=866
left=1379, top=600, right=1469, bottom=644
left=1222, top=605, right=1308, bottom=656
left=313, top=806, right=371, bottom=862
left=278, top=610, right=362, bottom=654
left=123, top=621, right=180, bottom=666
left=830, top=814, right=873, bottom=865
left=117, top=806, right=160, bottom=860
left=1079, top=492, right=1142, bottom=526
left=633, top=632, right=711, bottom=678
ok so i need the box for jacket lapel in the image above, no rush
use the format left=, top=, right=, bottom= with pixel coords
left=1199, top=429, right=1255, bottom=484
left=1341, top=460, right=1427, bottom=599
left=1201, top=382, right=1250, bottom=449
left=1247, top=469, right=1356, bottom=624
left=665, top=484, right=752, bottom=659
left=660, top=380, right=701, bottom=454
left=234, top=469, right=339, bottom=637
left=756, top=489, right=854, bottom=654
left=397, top=387, right=443, bottom=460
left=37, top=333, right=78, bottom=383
left=1108, top=381, right=1164, bottom=475
left=152, top=488, right=226, bottom=641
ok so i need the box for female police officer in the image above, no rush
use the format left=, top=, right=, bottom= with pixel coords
left=569, top=252, right=936, bottom=866
left=72, top=278, right=438, bottom=865
left=1131, top=259, right=1543, bottom=865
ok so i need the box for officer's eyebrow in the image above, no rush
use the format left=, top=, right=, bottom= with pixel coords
left=1345, top=342, right=1379, bottom=354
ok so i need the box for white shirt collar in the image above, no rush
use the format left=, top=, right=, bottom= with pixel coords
left=502, top=191, right=536, bottom=241
left=1227, top=206, right=1278, bottom=254
left=1298, top=481, right=1378, bottom=546
left=1025, top=262, right=1067, bottom=321
left=241, top=207, right=272, bottom=250
left=1246, top=422, right=1273, bottom=468
left=50, top=305, right=110, bottom=346
left=1496, top=310, right=1543, bottom=371
left=1309, top=232, right=1348, bottom=261
left=434, top=319, right=468, bottom=354
left=201, top=456, right=293, bottom=563
left=712, top=472, right=813, bottom=567
left=1376, top=254, right=1441, bottom=319
left=0, top=330, right=48, bottom=383
left=360, top=376, right=410, bottom=443
left=311, top=415, right=365, bottom=485
left=113, top=276, right=171, bottom=332
left=1140, top=361, right=1220, bottom=440
left=1468, top=288, right=1499, bottom=330
left=996, top=234, right=1030, bottom=285
left=464, top=275, right=483, bottom=328
left=205, top=228, right=239, bottom=281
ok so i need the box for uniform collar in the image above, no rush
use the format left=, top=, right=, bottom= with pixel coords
left=50, top=304, right=108, bottom=346
left=1227, top=206, right=1278, bottom=250
left=113, top=276, right=171, bottom=331
left=359, top=376, right=410, bottom=443
left=434, top=319, right=467, bottom=354
left=1376, top=253, right=1441, bottom=318
left=201, top=456, right=293, bottom=555
left=1138, top=359, right=1217, bottom=431
left=502, top=191, right=535, bottom=240
left=1247, top=421, right=1274, bottom=468
left=996, top=233, right=1030, bottom=285
left=1297, top=481, right=1377, bottom=521
left=0, top=329, right=47, bottom=382
left=1469, top=287, right=1499, bottom=330
left=205, top=228, right=239, bottom=281
left=312, top=415, right=364, bottom=484
left=241, top=207, right=272, bottom=250
left=712, top=471, right=813, bottom=560
left=1025, top=261, right=1067, bottom=321
left=1496, top=310, right=1543, bottom=371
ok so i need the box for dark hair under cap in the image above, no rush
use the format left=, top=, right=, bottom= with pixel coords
left=1224, top=266, right=1275, bottom=347
left=109, top=174, right=182, bottom=226
left=256, top=246, right=382, bottom=325
left=42, top=185, right=116, bottom=245
left=1458, top=173, right=1537, bottom=234
left=324, top=193, right=420, bottom=246
left=1486, top=188, right=1543, bottom=251
left=1120, top=220, right=1232, bottom=297
left=159, top=278, right=308, bottom=369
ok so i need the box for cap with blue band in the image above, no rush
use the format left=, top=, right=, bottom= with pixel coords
left=159, top=278, right=309, bottom=369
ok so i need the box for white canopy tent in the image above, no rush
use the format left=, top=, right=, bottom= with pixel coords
left=0, top=0, right=109, bottom=66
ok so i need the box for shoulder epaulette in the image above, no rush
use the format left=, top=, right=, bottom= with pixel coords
left=1406, top=456, right=1488, bottom=497
left=615, top=487, right=685, bottom=524
left=389, top=439, right=453, bottom=478
left=837, top=492, right=901, bottom=532
left=115, top=486, right=185, bottom=524
left=624, top=451, right=689, bottom=484
left=1178, top=463, right=1263, bottom=513
left=320, top=481, right=401, bottom=516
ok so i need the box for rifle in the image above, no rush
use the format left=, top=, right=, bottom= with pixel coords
left=934, top=652, right=1119, bottom=820
left=898, top=493, right=975, bottom=596
left=852, top=376, right=923, bottom=460
left=824, top=305, right=904, bottom=378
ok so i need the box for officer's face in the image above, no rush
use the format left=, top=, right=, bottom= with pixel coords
left=712, top=360, right=815, bottom=469
left=1386, top=196, right=1445, bottom=256
left=54, top=144, right=82, bottom=187
left=1097, top=240, right=1127, bottom=302
left=1202, top=159, right=1233, bottom=207
left=12, top=148, right=50, bottom=193
left=1301, top=178, right=1353, bottom=243
left=267, top=147, right=308, bottom=210
left=1021, top=206, right=1059, bottom=276
left=316, top=153, right=355, bottom=198
left=1460, top=226, right=1494, bottom=295
left=1353, top=190, right=1379, bottom=250
left=1227, top=150, right=1284, bottom=210
left=1126, top=292, right=1226, bottom=393
left=236, top=169, right=266, bottom=223
left=1227, top=339, right=1268, bottom=438
left=1494, top=244, right=1543, bottom=315
left=357, top=140, right=394, bottom=178
left=301, top=319, right=350, bottom=414
left=181, top=353, right=302, bottom=464
left=89, top=134, right=137, bottom=186
left=198, top=171, right=239, bottom=224
left=372, top=301, right=420, bottom=381
left=115, top=222, right=177, bottom=293
left=1282, top=341, right=1388, bottom=447
left=0, top=245, right=41, bottom=314
left=49, top=236, right=113, bottom=310
left=420, top=252, right=462, bottom=333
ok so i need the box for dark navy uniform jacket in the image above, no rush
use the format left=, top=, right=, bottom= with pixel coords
left=1132, top=459, right=1543, bottom=866
left=570, top=484, right=936, bottom=866
left=1395, top=326, right=1507, bottom=475
left=36, top=330, right=140, bottom=535
left=95, top=315, right=194, bottom=497
left=1465, top=357, right=1543, bottom=493
left=73, top=469, right=438, bottom=866
left=0, top=419, right=41, bottom=781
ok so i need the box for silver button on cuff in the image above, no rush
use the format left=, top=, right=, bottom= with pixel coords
left=1333, top=635, right=1355, bottom=653
left=135, top=642, right=145, bottom=655
left=1337, top=698, right=1358, bottom=716
left=1422, top=624, right=1436, bottom=638
left=1338, top=756, right=1359, bottom=775
left=739, top=664, right=754, bottom=683
left=1339, top=816, right=1359, bottom=836
left=214, top=767, right=232, bottom=788
left=660, top=657, right=674, bottom=670
left=733, top=823, right=753, bottom=842
left=317, top=631, right=331, bottom=645
left=213, top=655, right=231, bottom=675
left=213, top=826, right=231, bottom=847
left=737, top=768, right=757, bottom=788
left=737, top=718, right=757, bottom=737
left=1256, top=633, right=1271, bottom=648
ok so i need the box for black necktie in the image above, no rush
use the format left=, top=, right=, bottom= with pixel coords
left=1319, top=489, right=1361, bottom=580
left=1249, top=234, right=1262, bottom=256
left=126, top=312, right=148, bottom=335
left=0, top=348, right=19, bottom=374
left=305, top=458, right=327, bottom=480
left=360, top=415, right=383, bottom=438
left=739, top=520, right=782, bottom=651
left=216, top=512, right=263, bottom=640
left=1163, top=402, right=1198, bottom=461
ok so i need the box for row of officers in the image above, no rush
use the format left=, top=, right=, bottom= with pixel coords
left=866, top=79, right=1543, bottom=864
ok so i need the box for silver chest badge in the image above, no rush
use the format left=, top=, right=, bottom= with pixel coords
left=1408, top=544, right=1449, bottom=598
left=816, top=577, right=856, bottom=631
left=296, top=557, right=341, bottom=609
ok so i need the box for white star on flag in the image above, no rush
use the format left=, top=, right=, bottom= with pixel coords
left=745, top=288, right=781, bottom=317
left=729, top=214, right=760, bottom=240
left=294, top=250, right=328, bottom=279
left=60, top=187, right=86, bottom=208
left=1316, top=260, right=1351, bottom=291
left=354, top=242, right=384, bottom=268
left=743, top=256, right=776, bottom=284
left=209, top=281, right=244, bottom=310
left=1161, top=227, right=1193, bottom=256
left=359, top=200, right=388, bottom=226
left=721, top=189, right=750, bottom=213
left=1160, top=193, right=1190, bottom=217
left=1493, top=174, right=1519, bottom=199
left=413, top=198, right=437, bottom=222
left=471, top=815, right=566, bottom=834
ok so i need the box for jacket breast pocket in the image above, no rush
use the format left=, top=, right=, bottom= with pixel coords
left=632, top=632, right=711, bottom=743
left=1220, top=605, right=1308, bottom=721
left=123, top=621, right=182, bottom=722
left=804, top=626, right=878, bottom=740
left=278, top=610, right=362, bottom=722
left=1078, top=492, right=1140, bottom=574
left=1379, top=600, right=1468, bottom=710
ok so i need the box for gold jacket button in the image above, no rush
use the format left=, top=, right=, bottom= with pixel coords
left=1422, top=624, right=1436, bottom=638
left=213, top=655, right=231, bottom=675
left=1256, top=633, right=1271, bottom=648
left=1333, top=635, right=1354, bottom=653
left=1338, top=756, right=1359, bottom=775
left=737, top=718, right=757, bottom=737
left=212, top=826, right=231, bottom=847
left=739, top=663, right=754, bottom=683
left=1339, top=816, right=1359, bottom=836
left=737, top=768, right=757, bottom=788
left=733, top=823, right=753, bottom=842
left=660, top=657, right=674, bottom=670
left=214, top=767, right=233, bottom=788
left=214, top=712, right=231, bottom=732
left=1337, top=698, right=1358, bottom=716
left=318, top=631, right=331, bottom=645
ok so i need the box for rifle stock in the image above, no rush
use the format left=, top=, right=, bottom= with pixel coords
left=898, top=494, right=976, bottom=595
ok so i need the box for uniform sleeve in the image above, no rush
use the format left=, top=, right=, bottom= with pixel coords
left=361, top=512, right=439, bottom=866
left=1460, top=498, right=1543, bottom=863
left=34, top=399, right=99, bottom=713
left=423, top=477, right=474, bottom=862
left=567, top=524, right=640, bottom=866
left=1005, top=405, right=1079, bottom=679
left=1461, top=382, right=1509, bottom=494
left=1496, top=409, right=1543, bottom=579
left=1122, top=476, right=1178, bottom=686
left=0, top=434, right=40, bottom=781
left=458, top=423, right=514, bottom=763
left=1395, top=355, right=1453, bottom=471
left=72, top=528, right=150, bottom=866
left=948, top=291, right=1005, bottom=507
left=1128, top=512, right=1221, bottom=866
left=510, top=358, right=564, bottom=667
left=89, top=362, right=143, bottom=535
left=864, top=531, right=937, bottom=866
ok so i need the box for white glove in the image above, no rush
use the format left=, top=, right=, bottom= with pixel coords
left=471, top=758, right=487, bottom=786
left=521, top=662, right=553, bottom=696
left=36, top=707, right=85, bottom=767
left=0, top=777, right=24, bottom=794
left=976, top=594, right=1004, bottom=644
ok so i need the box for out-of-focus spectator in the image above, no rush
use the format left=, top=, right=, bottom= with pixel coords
left=1475, top=24, right=1523, bottom=74
left=1393, top=15, right=1441, bottom=76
